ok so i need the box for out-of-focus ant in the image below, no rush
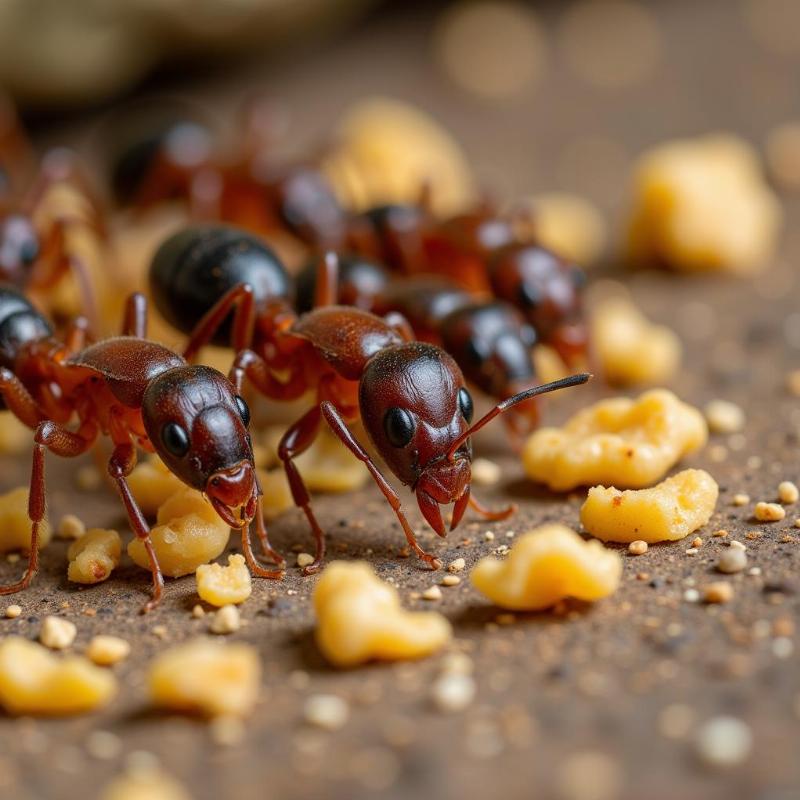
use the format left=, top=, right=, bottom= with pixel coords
left=0, top=282, right=285, bottom=612
left=296, top=258, right=541, bottom=441
left=149, top=224, right=591, bottom=574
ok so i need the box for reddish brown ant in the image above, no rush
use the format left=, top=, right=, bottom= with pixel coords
left=0, top=282, right=285, bottom=612
left=149, top=226, right=591, bottom=574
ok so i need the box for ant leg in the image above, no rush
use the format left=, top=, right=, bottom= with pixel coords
left=314, top=252, right=339, bottom=308
left=63, top=316, right=90, bottom=355
left=320, top=401, right=442, bottom=570
left=121, top=292, right=148, bottom=338
left=108, top=442, right=165, bottom=613
left=277, top=406, right=327, bottom=574
left=230, top=349, right=307, bottom=400
left=0, top=420, right=95, bottom=595
left=0, top=368, right=45, bottom=429
left=468, top=493, right=516, bottom=522
left=250, top=471, right=286, bottom=568
left=183, top=283, right=256, bottom=361
left=382, top=311, right=414, bottom=342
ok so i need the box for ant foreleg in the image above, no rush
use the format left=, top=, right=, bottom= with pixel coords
left=0, top=420, right=96, bottom=595
left=250, top=471, right=286, bottom=569
left=229, top=349, right=307, bottom=400
left=121, top=292, right=148, bottom=338
left=108, top=442, right=165, bottom=613
left=468, top=493, right=516, bottom=522
left=183, top=283, right=256, bottom=361
left=63, top=316, right=91, bottom=355
left=320, top=401, right=443, bottom=570
left=0, top=368, right=45, bottom=429
left=277, top=406, right=327, bottom=574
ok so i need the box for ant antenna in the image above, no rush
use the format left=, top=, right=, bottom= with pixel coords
left=446, top=373, right=592, bottom=461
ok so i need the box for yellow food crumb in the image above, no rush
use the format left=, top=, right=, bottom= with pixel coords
left=128, top=487, right=230, bottom=578
left=523, top=389, right=707, bottom=491
left=471, top=457, right=502, bottom=487
left=591, top=296, right=682, bottom=386
left=470, top=524, right=622, bottom=611
left=0, top=636, right=116, bottom=715
left=704, top=400, right=745, bottom=434
left=210, top=605, right=241, bottom=635
left=313, top=561, right=452, bottom=668
left=628, top=540, right=648, bottom=555
left=580, top=468, right=719, bottom=543
left=196, top=554, right=252, bottom=607
left=704, top=581, right=734, bottom=604
left=5, top=604, right=21, bottom=619
left=57, top=513, right=86, bottom=540
left=778, top=481, right=799, bottom=505
left=0, top=486, right=51, bottom=554
left=67, top=529, right=122, bottom=584
left=100, top=768, right=191, bottom=800
left=627, top=134, right=781, bottom=274
left=127, top=456, right=184, bottom=516
left=148, top=638, right=260, bottom=717
left=517, top=192, right=607, bottom=265
left=86, top=636, right=131, bottom=667
left=40, top=616, right=77, bottom=650
left=754, top=501, right=786, bottom=522
left=321, top=96, right=475, bottom=217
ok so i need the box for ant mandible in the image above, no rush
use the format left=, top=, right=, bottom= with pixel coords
left=0, top=282, right=284, bottom=612
left=149, top=225, right=591, bottom=573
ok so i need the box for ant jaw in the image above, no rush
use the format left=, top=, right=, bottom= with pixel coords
left=416, top=488, right=446, bottom=537
left=208, top=492, right=257, bottom=529
left=450, top=485, right=471, bottom=531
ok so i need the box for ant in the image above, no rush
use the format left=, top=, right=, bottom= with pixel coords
left=0, top=282, right=285, bottom=612
left=148, top=224, right=591, bottom=574
left=296, top=258, right=541, bottom=440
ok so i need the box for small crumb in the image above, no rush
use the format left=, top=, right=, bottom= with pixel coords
left=754, top=501, right=786, bottom=522
left=787, top=369, right=800, bottom=397
left=683, top=588, right=700, bottom=603
left=209, top=715, right=246, bottom=747
left=297, top=553, right=314, bottom=569
left=441, top=575, right=461, bottom=587
left=85, top=730, right=123, bottom=760
left=484, top=531, right=495, bottom=542
left=471, top=457, right=502, bottom=486
left=304, top=694, right=350, bottom=731
left=685, top=547, right=699, bottom=555
left=636, top=572, right=650, bottom=582
left=431, top=673, right=476, bottom=713
left=6, top=553, right=19, bottom=564
left=5, top=604, right=21, bottom=619
left=717, top=548, right=747, bottom=574
left=704, top=400, right=745, bottom=434
left=730, top=540, right=747, bottom=551
left=447, top=558, right=466, bottom=573
left=772, top=637, right=794, bottom=659
left=691, top=536, right=703, bottom=548
left=57, top=514, right=86, bottom=540
left=694, top=716, right=752, bottom=768
left=422, top=586, right=443, bottom=601
left=152, top=625, right=168, bottom=640
left=440, top=652, right=474, bottom=675
left=778, top=481, right=799, bottom=504
left=795, top=518, right=800, bottom=528
left=628, top=540, right=648, bottom=555
left=713, top=529, right=728, bottom=538
left=732, top=494, right=750, bottom=507
left=704, top=581, right=734, bottom=604
left=191, top=604, right=205, bottom=619
left=210, top=605, right=241, bottom=635
left=86, top=635, right=131, bottom=667
left=40, top=616, right=77, bottom=650
left=748, top=567, right=761, bottom=576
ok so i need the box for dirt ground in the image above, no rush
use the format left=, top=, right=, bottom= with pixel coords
left=1, top=1, right=799, bottom=798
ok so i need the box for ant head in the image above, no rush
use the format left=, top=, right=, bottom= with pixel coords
left=0, top=214, right=39, bottom=284
left=489, top=244, right=586, bottom=344
left=359, top=342, right=475, bottom=536
left=142, top=365, right=256, bottom=528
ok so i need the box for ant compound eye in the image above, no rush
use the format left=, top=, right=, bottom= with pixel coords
left=384, top=407, right=415, bottom=448
left=161, top=422, right=190, bottom=457
left=458, top=387, right=474, bottom=423
left=234, top=395, right=250, bottom=427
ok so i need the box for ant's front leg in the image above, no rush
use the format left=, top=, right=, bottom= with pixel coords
left=230, top=348, right=307, bottom=401
left=0, top=368, right=45, bottom=429
left=107, top=442, right=165, bottom=613
left=248, top=472, right=286, bottom=571
left=121, top=292, right=148, bottom=338
left=319, top=401, right=443, bottom=570
left=0, top=420, right=96, bottom=595
left=183, top=283, right=256, bottom=361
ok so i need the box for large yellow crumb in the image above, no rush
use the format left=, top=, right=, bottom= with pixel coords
left=263, top=425, right=369, bottom=494
left=148, top=638, right=260, bottom=717
left=470, top=524, right=622, bottom=611
left=128, top=487, right=230, bottom=578
left=0, top=413, right=30, bottom=454
left=580, top=468, right=719, bottom=543
left=86, top=635, right=131, bottom=667
left=67, top=529, right=122, bottom=584
left=196, top=554, right=252, bottom=606
left=100, top=769, right=191, bottom=800
left=626, top=134, right=781, bottom=274
left=127, top=456, right=185, bottom=516
left=523, top=389, right=707, bottom=491
left=592, top=297, right=681, bottom=386
left=314, top=561, right=452, bottom=668
left=0, top=486, right=51, bottom=553
left=0, top=636, right=117, bottom=715
left=322, top=96, right=475, bottom=216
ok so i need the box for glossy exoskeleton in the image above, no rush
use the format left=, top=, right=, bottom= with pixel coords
left=0, top=282, right=285, bottom=612
left=149, top=228, right=591, bottom=574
